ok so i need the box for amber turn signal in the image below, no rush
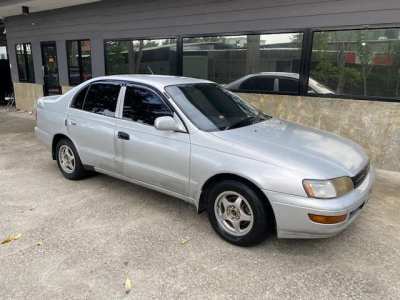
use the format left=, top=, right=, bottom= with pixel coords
left=308, top=213, right=347, bottom=224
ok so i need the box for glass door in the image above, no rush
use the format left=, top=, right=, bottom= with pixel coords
left=41, top=41, right=61, bottom=95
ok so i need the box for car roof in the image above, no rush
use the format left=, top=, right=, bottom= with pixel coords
left=92, top=74, right=212, bottom=90
left=248, top=72, right=300, bottom=79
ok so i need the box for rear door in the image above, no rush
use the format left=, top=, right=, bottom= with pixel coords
left=67, top=81, right=121, bottom=171
left=115, top=84, right=190, bottom=196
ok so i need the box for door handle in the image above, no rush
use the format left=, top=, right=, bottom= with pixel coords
left=66, top=119, right=77, bottom=126
left=117, top=131, right=130, bottom=140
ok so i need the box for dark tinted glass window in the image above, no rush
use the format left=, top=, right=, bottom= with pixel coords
left=83, top=83, right=120, bottom=116
left=104, top=39, right=177, bottom=75
left=15, top=43, right=35, bottom=83
left=183, top=33, right=303, bottom=86
left=279, top=78, right=298, bottom=93
left=123, top=86, right=172, bottom=126
left=67, top=40, right=92, bottom=85
left=311, top=28, right=400, bottom=98
left=71, top=86, right=89, bottom=109
left=239, top=76, right=275, bottom=92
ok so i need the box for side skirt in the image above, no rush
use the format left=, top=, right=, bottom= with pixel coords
left=94, top=167, right=196, bottom=206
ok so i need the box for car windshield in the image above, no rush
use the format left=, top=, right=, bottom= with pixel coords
left=165, top=83, right=270, bottom=132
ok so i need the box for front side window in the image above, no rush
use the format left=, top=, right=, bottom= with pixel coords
left=15, top=43, right=35, bottom=83
left=310, top=28, right=400, bottom=98
left=122, top=86, right=172, bottom=126
left=67, top=40, right=92, bottom=85
left=104, top=38, right=177, bottom=75
left=183, top=33, right=303, bottom=92
left=82, top=82, right=120, bottom=117
left=166, top=84, right=269, bottom=132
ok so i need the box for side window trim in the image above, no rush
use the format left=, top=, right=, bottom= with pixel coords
left=115, top=85, right=126, bottom=119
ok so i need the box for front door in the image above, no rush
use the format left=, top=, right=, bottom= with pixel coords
left=41, top=41, right=61, bottom=95
left=115, top=84, right=190, bottom=196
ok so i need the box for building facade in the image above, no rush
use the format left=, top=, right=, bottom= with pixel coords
left=2, top=0, right=400, bottom=171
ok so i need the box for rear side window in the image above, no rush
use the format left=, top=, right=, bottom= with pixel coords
left=83, top=82, right=121, bottom=117
left=239, top=76, right=275, bottom=92
left=71, top=86, right=88, bottom=109
left=123, top=85, right=172, bottom=126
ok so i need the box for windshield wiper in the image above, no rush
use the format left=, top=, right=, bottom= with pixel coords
left=225, top=116, right=257, bottom=130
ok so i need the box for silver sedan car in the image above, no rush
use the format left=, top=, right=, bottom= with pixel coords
left=35, top=75, right=375, bottom=246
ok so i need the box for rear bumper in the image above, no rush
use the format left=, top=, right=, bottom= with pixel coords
left=264, top=167, right=375, bottom=239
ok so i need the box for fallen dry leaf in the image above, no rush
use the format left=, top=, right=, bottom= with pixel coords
left=1, top=233, right=22, bottom=245
left=180, top=238, right=191, bottom=245
left=125, top=277, right=132, bottom=294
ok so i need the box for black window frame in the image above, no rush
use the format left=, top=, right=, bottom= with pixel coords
left=15, top=42, right=35, bottom=83
left=66, top=39, right=92, bottom=86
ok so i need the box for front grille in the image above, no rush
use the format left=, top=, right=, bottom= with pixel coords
left=352, top=162, right=370, bottom=188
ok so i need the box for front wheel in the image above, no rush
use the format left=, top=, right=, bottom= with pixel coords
left=207, top=180, right=274, bottom=246
left=56, top=138, right=87, bottom=180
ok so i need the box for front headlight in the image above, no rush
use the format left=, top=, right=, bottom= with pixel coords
left=303, top=177, right=354, bottom=199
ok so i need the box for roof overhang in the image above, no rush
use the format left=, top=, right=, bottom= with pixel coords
left=0, top=0, right=102, bottom=18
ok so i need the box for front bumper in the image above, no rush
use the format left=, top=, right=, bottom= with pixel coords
left=264, top=167, right=375, bottom=239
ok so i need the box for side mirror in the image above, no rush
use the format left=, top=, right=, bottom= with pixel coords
left=154, top=115, right=185, bottom=132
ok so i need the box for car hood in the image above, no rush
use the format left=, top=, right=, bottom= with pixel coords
left=209, top=118, right=368, bottom=179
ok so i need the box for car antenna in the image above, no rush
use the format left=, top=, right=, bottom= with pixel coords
left=147, top=66, right=154, bottom=74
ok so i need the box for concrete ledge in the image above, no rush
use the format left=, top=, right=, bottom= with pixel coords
left=240, top=93, right=400, bottom=172
left=13, top=82, right=43, bottom=112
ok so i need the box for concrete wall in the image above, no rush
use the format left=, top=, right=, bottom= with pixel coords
left=240, top=93, right=400, bottom=172
left=13, top=82, right=43, bottom=112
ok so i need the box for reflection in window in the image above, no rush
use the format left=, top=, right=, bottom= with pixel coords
left=182, top=33, right=303, bottom=90
left=15, top=43, right=35, bottom=83
left=66, top=40, right=92, bottom=85
left=104, top=39, right=177, bottom=75
left=311, top=28, right=400, bottom=98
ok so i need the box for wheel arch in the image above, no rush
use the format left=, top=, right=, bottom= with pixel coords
left=197, top=173, right=276, bottom=230
left=52, top=133, right=75, bottom=160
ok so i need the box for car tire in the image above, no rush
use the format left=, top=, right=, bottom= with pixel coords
left=207, top=180, right=274, bottom=246
left=56, top=138, right=87, bottom=180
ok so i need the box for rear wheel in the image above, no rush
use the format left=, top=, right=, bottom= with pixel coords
left=56, top=138, right=87, bottom=180
left=207, top=180, right=273, bottom=246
